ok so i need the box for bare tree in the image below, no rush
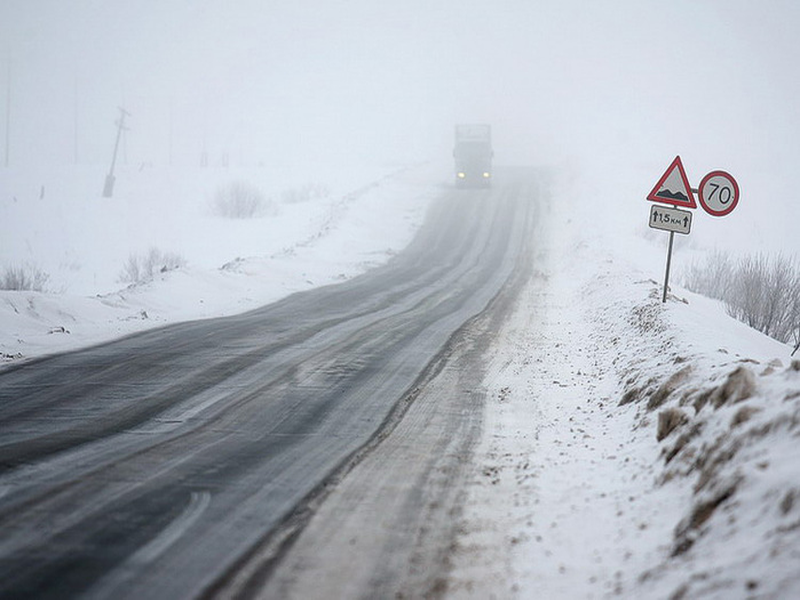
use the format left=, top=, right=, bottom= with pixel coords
left=687, top=252, right=800, bottom=350
left=683, top=250, right=734, bottom=299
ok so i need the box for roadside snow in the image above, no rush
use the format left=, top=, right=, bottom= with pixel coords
left=3, top=161, right=799, bottom=598
left=0, top=162, right=440, bottom=363
left=448, top=168, right=800, bottom=599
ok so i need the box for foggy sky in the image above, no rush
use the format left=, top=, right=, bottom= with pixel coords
left=2, top=0, right=799, bottom=183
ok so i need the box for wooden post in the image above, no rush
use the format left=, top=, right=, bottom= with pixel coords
left=103, top=107, right=130, bottom=198
left=5, top=59, right=10, bottom=168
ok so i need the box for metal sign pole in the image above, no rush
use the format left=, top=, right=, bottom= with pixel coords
left=648, top=157, right=740, bottom=305
left=662, top=230, right=675, bottom=303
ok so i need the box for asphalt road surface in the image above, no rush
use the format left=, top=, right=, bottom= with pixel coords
left=0, top=167, right=542, bottom=599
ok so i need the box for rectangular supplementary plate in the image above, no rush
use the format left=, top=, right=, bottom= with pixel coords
left=649, top=204, right=692, bottom=235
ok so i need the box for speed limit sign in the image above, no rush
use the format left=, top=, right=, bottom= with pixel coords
left=698, top=170, right=739, bottom=217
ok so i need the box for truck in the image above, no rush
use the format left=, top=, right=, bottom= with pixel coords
left=453, top=124, right=493, bottom=188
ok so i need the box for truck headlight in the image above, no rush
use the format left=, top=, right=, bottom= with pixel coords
left=483, top=172, right=491, bottom=178
left=457, top=172, right=466, bottom=179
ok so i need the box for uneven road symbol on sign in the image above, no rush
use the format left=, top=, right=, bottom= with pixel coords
left=647, top=155, right=697, bottom=209
left=649, top=204, right=692, bottom=235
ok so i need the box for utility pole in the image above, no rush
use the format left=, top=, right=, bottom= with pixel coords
left=103, top=107, right=130, bottom=198
left=73, top=76, right=79, bottom=165
left=168, top=98, right=173, bottom=167
left=4, top=59, right=10, bottom=168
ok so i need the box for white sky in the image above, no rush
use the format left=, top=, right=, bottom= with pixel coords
left=1, top=1, right=797, bottom=165
left=1, top=0, right=799, bottom=252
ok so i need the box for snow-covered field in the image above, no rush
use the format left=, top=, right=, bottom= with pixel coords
left=2, top=162, right=798, bottom=598
left=0, top=162, right=437, bottom=360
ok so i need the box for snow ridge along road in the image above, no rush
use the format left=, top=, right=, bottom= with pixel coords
left=0, top=167, right=540, bottom=598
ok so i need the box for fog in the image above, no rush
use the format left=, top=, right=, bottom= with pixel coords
left=2, top=1, right=799, bottom=250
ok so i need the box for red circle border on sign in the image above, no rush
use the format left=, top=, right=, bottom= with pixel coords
left=698, top=170, right=740, bottom=217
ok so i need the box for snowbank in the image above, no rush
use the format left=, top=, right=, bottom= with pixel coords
left=3, top=159, right=799, bottom=597
left=449, top=166, right=799, bottom=599
left=0, top=162, right=442, bottom=363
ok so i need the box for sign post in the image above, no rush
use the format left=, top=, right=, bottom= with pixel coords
left=645, top=156, right=740, bottom=303
left=647, top=156, right=695, bottom=303
left=648, top=204, right=693, bottom=303
left=663, top=231, right=675, bottom=304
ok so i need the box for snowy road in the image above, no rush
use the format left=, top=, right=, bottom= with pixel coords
left=0, top=168, right=540, bottom=598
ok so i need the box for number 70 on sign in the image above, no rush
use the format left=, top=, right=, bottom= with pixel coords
left=698, top=170, right=739, bottom=217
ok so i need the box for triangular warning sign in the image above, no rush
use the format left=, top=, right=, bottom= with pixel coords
left=647, top=156, right=697, bottom=208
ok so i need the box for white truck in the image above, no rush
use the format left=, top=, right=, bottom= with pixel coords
left=453, top=124, right=493, bottom=188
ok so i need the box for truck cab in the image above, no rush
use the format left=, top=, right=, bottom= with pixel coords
left=453, top=124, right=493, bottom=188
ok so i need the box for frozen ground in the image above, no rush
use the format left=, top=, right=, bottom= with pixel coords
left=1, top=162, right=799, bottom=598
left=448, top=169, right=800, bottom=599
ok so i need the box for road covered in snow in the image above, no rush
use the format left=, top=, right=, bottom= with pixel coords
left=1, top=161, right=799, bottom=599
left=239, top=164, right=800, bottom=599
left=0, top=163, right=436, bottom=360
left=0, top=166, right=538, bottom=598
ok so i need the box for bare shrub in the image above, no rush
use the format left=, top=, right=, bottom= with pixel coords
left=213, top=181, right=271, bottom=218
left=727, top=254, right=800, bottom=343
left=0, top=264, right=49, bottom=291
left=683, top=250, right=734, bottom=299
left=281, top=183, right=330, bottom=204
left=685, top=252, right=800, bottom=347
left=120, top=248, right=186, bottom=284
